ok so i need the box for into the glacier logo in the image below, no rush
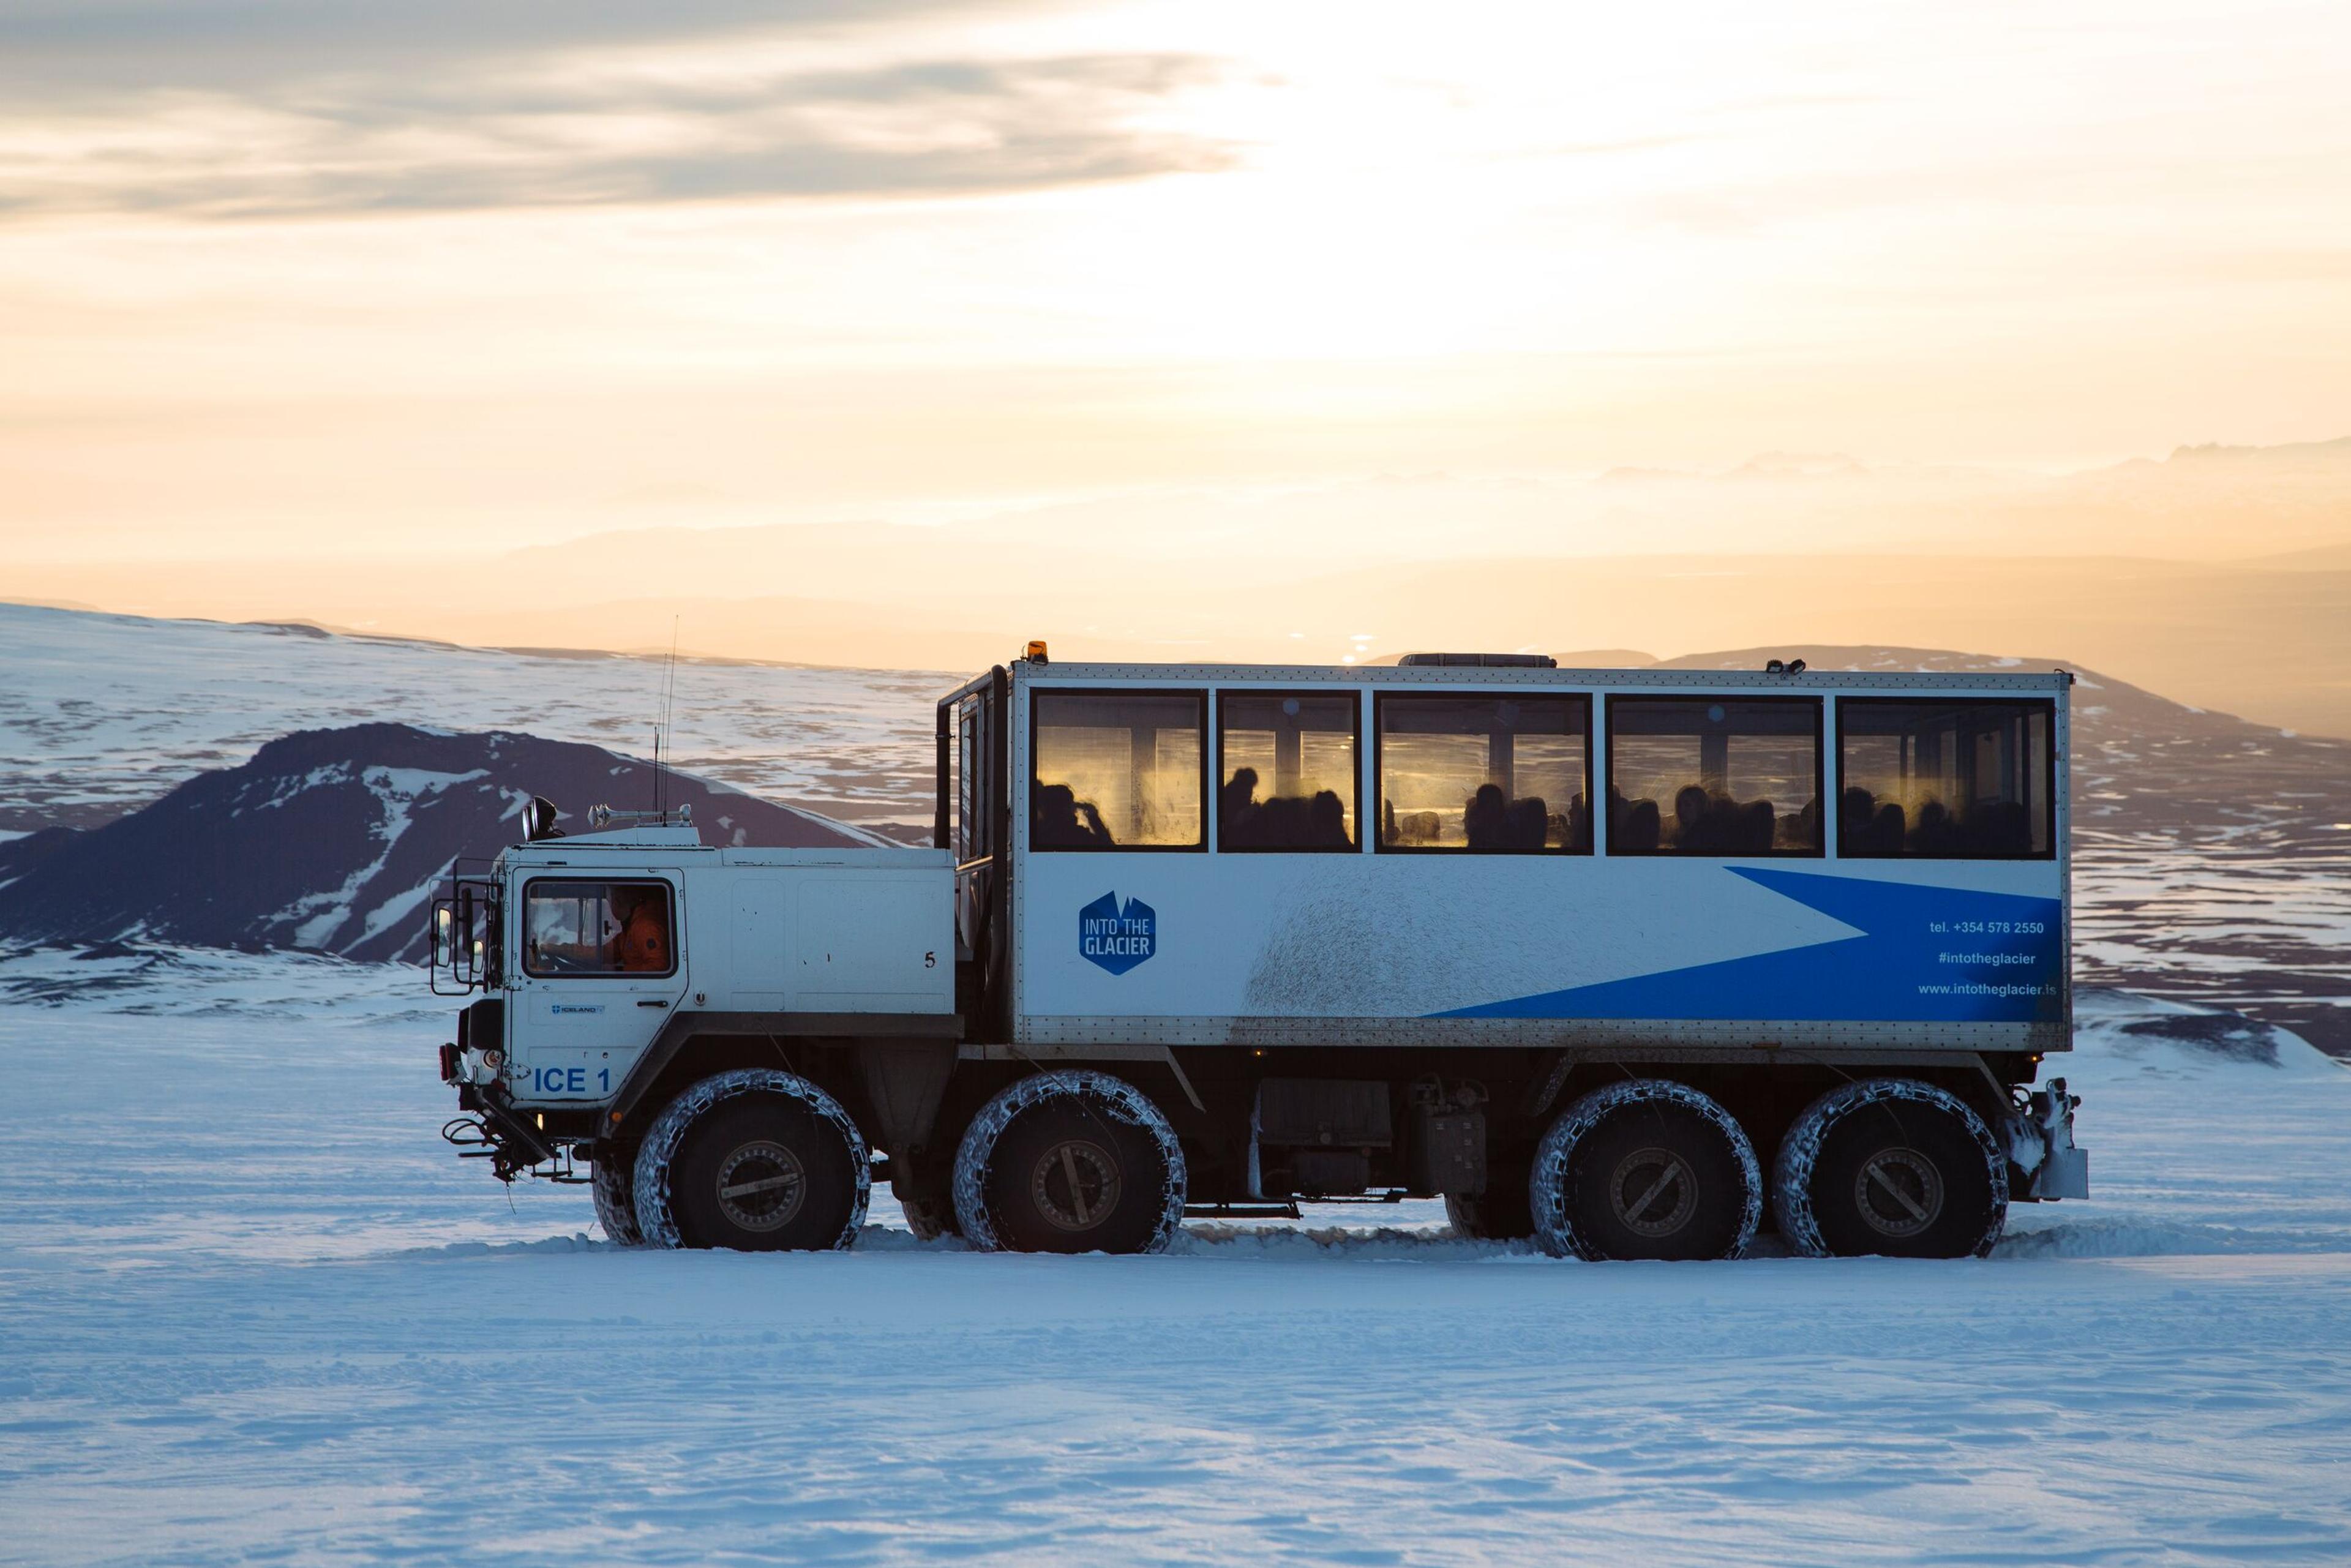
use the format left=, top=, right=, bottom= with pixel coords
left=1079, top=891, right=1156, bottom=975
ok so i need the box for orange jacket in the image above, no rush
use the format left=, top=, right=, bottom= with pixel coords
left=617, top=907, right=669, bottom=972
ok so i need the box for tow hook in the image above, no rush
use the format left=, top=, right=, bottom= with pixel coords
left=446, top=1083, right=557, bottom=1180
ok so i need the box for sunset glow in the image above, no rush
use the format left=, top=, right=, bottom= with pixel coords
left=1, top=0, right=2348, bottom=733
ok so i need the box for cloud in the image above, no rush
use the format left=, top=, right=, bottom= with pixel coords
left=0, top=2, right=950, bottom=92
left=0, top=4, right=1237, bottom=219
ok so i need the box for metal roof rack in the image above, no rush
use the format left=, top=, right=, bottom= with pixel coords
left=1396, top=652, right=1558, bottom=668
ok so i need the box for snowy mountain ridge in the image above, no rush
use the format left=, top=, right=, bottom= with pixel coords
left=0, top=722, right=880, bottom=963
left=0, top=600, right=950, bottom=839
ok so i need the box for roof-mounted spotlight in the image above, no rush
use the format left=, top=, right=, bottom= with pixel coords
left=521, top=795, right=563, bottom=842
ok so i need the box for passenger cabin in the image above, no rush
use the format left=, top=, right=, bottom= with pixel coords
left=938, top=653, right=2069, bottom=1060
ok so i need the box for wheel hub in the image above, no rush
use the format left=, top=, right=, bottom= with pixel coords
left=716, top=1139, right=808, bottom=1232
left=1854, top=1147, right=1944, bottom=1239
left=1609, top=1147, right=1697, bottom=1238
left=1029, top=1138, right=1122, bottom=1232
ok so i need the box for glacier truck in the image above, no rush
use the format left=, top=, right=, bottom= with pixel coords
left=430, top=650, right=2088, bottom=1259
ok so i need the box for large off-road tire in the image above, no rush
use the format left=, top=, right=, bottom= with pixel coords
left=591, top=1147, right=644, bottom=1246
left=952, top=1071, right=1186, bottom=1254
left=1773, top=1079, right=2007, bottom=1259
left=633, top=1070, right=870, bottom=1251
left=1529, top=1079, right=1761, bottom=1261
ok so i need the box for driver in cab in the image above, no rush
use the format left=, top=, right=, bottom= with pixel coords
left=610, top=887, right=672, bottom=973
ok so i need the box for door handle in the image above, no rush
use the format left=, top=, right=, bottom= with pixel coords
left=637, top=999, right=669, bottom=1008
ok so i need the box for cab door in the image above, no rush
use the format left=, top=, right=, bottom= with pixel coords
left=506, top=872, right=688, bottom=1103
left=950, top=672, right=1010, bottom=1037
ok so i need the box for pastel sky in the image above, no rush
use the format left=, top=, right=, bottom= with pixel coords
left=2, top=0, right=2348, bottom=565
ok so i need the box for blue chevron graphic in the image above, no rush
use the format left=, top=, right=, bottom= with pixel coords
left=1435, top=868, right=2063, bottom=1023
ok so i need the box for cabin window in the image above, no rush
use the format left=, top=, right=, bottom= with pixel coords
left=1838, top=699, right=2054, bottom=858
left=1030, top=691, right=1205, bottom=850
left=1607, top=697, right=1822, bottom=855
left=522, top=880, right=677, bottom=977
left=1220, top=692, right=1360, bottom=850
left=1375, top=694, right=1591, bottom=852
left=954, top=694, right=991, bottom=864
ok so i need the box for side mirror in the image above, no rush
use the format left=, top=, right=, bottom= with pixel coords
left=456, top=887, right=479, bottom=983
left=427, top=887, right=501, bottom=996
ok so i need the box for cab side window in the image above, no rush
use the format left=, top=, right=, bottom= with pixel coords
left=523, top=880, right=676, bottom=977
left=955, top=696, right=990, bottom=864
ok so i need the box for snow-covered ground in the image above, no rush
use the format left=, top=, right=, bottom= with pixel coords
left=5, top=602, right=2350, bottom=1559
left=2, top=956, right=2347, bottom=1565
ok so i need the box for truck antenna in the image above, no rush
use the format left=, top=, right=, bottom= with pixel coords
left=656, top=617, right=680, bottom=818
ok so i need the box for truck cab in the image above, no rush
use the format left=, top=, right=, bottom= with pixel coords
left=435, top=818, right=958, bottom=1241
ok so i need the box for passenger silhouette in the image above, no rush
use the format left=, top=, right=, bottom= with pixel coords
left=1464, top=783, right=1509, bottom=849
left=1910, top=798, right=1957, bottom=856
left=1221, top=768, right=1349, bottom=850
left=1613, top=790, right=1662, bottom=852
left=1220, top=768, right=1262, bottom=848
left=1840, top=787, right=2028, bottom=857
left=1505, top=795, right=1549, bottom=849
left=1309, top=789, right=1349, bottom=848
left=1839, top=786, right=1878, bottom=852
left=1033, top=782, right=1113, bottom=848
left=1673, top=785, right=1715, bottom=852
